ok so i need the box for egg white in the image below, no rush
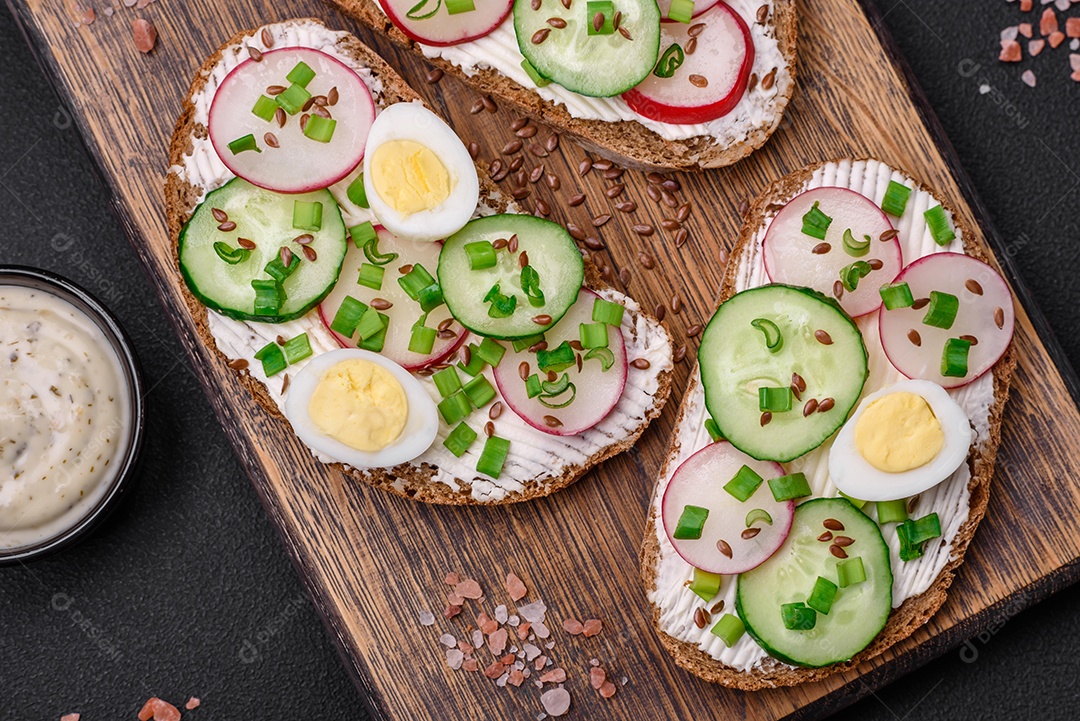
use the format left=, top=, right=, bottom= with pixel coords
left=284, top=349, right=439, bottom=469
left=362, top=102, right=479, bottom=243
left=829, top=380, right=974, bottom=501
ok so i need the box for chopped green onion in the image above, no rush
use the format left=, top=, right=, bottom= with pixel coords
left=839, top=491, right=868, bottom=509
left=484, top=284, right=517, bottom=319
left=265, top=251, right=300, bottom=283
left=897, top=513, right=942, bottom=562
left=254, top=341, right=287, bottom=377
left=879, top=281, right=915, bottom=310
left=416, top=283, right=445, bottom=313
left=801, top=201, right=832, bottom=240
left=750, top=318, right=783, bottom=353
left=283, top=333, right=313, bottom=364
left=275, top=83, right=311, bottom=115
left=579, top=322, right=609, bottom=350
left=806, top=576, right=838, bottom=615
left=347, top=174, right=370, bottom=209
left=745, top=508, right=773, bottom=527
left=842, top=228, right=871, bottom=257
left=349, top=221, right=377, bottom=249
left=592, top=298, right=625, bottom=326
left=768, top=472, right=812, bottom=502
left=876, top=498, right=909, bottom=524
left=536, top=341, right=575, bottom=373
left=251, top=279, right=283, bottom=316
left=839, top=260, right=872, bottom=292
left=942, top=337, right=973, bottom=378
left=836, top=557, right=866, bottom=588
left=464, top=241, right=497, bottom=270
left=303, top=115, right=337, bottom=143
left=286, top=61, right=316, bottom=87
left=406, top=0, right=441, bottom=20
left=445, top=0, right=474, bottom=14
left=724, top=465, right=763, bottom=503
left=758, top=386, right=792, bottom=413
left=433, top=366, right=463, bottom=399
left=463, top=375, right=496, bottom=408
left=667, top=0, right=694, bottom=23
left=672, top=505, right=709, bottom=540
left=689, top=567, right=721, bottom=603
left=213, top=242, right=250, bottom=265
left=538, top=376, right=576, bottom=409
left=520, top=58, right=551, bottom=88
left=357, top=263, right=384, bottom=291
left=443, top=422, right=478, bottom=458
left=228, top=134, right=261, bottom=155
left=711, top=614, right=745, bottom=647
left=525, top=374, right=543, bottom=398
left=438, top=392, right=473, bottom=426
left=476, top=436, right=511, bottom=478
left=586, top=0, right=615, bottom=35
left=475, top=338, right=506, bottom=368
left=924, top=205, right=955, bottom=246
left=457, top=344, right=486, bottom=377
left=923, top=291, right=959, bottom=330
left=704, top=418, right=723, bottom=442
left=520, top=265, right=545, bottom=308
left=512, top=334, right=545, bottom=352
left=358, top=314, right=388, bottom=352
left=881, top=180, right=912, bottom=217
left=653, top=43, right=685, bottom=78
left=399, top=264, right=437, bottom=301
left=584, top=346, right=615, bottom=372
left=781, top=602, right=817, bottom=631
left=251, top=95, right=278, bottom=122
left=356, top=306, right=387, bottom=342
left=409, top=323, right=437, bottom=355
left=330, top=296, right=367, bottom=337
left=543, top=373, right=572, bottom=396
left=292, top=200, right=323, bottom=231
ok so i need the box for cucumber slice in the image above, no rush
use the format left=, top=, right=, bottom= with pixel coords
left=736, top=498, right=893, bottom=667
left=179, top=178, right=347, bottom=323
left=513, top=0, right=662, bottom=98
left=439, top=215, right=584, bottom=339
left=699, top=285, right=868, bottom=462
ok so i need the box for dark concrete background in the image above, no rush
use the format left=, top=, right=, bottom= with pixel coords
left=1, top=1, right=1078, bottom=719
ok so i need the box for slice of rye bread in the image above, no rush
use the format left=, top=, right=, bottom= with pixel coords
left=329, top=0, right=797, bottom=172
left=639, top=159, right=1017, bottom=688
left=164, top=20, right=674, bottom=505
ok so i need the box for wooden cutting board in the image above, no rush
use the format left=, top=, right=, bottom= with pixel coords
left=10, top=0, right=1080, bottom=718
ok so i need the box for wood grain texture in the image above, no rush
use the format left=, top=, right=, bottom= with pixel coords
left=8, top=0, right=1080, bottom=719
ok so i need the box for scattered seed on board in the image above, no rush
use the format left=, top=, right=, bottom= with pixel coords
left=673, top=344, right=687, bottom=363
left=517, top=124, right=538, bottom=139
left=619, top=267, right=631, bottom=286
left=569, top=193, right=586, bottom=207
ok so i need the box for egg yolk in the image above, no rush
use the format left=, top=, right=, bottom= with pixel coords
left=854, top=392, right=944, bottom=473
left=308, top=359, right=408, bottom=452
left=370, top=139, right=451, bottom=216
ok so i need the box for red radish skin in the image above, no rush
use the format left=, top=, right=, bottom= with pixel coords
left=378, top=0, right=513, bottom=47
left=318, top=226, right=467, bottom=370
left=662, top=441, right=794, bottom=575
left=878, top=252, right=1014, bottom=389
left=209, top=48, right=376, bottom=194
left=622, top=3, right=754, bottom=125
left=763, top=187, right=903, bottom=318
left=658, top=0, right=720, bottom=21
left=492, top=289, right=628, bottom=436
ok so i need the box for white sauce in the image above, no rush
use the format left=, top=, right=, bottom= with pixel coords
left=0, top=285, right=132, bottom=550
left=392, top=0, right=793, bottom=149
left=170, top=20, right=673, bottom=503
left=648, top=159, right=996, bottom=672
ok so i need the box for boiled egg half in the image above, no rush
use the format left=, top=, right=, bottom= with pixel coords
left=829, top=380, right=973, bottom=501
left=362, top=102, right=479, bottom=242
left=284, top=349, right=438, bottom=468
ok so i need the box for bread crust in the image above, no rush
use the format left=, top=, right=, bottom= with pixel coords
left=330, top=0, right=798, bottom=172
left=638, top=159, right=1017, bottom=688
left=165, top=20, right=674, bottom=505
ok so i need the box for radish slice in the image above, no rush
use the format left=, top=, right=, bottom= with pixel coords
left=318, top=226, right=467, bottom=371
left=879, top=252, right=1014, bottom=388
left=209, top=48, right=376, bottom=194
left=662, top=441, right=794, bottom=575
left=378, top=0, right=513, bottom=47
left=657, top=0, right=720, bottom=21
left=763, top=187, right=903, bottom=318
left=622, top=3, right=754, bottom=125
left=492, top=289, right=627, bottom=436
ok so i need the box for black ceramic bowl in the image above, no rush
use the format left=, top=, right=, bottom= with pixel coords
left=0, top=266, right=145, bottom=565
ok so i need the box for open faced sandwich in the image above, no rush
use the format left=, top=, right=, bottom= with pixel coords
left=641, top=158, right=1017, bottom=687
left=334, top=0, right=797, bottom=171
left=165, top=19, right=674, bottom=505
